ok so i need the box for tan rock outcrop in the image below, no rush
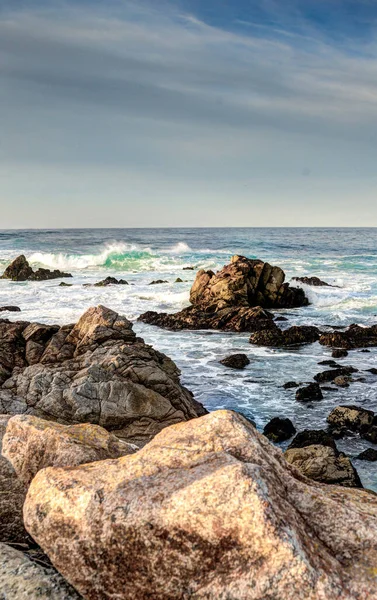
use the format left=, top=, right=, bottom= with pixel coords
left=0, top=306, right=207, bottom=445
left=24, top=410, right=377, bottom=600
left=2, top=415, right=137, bottom=486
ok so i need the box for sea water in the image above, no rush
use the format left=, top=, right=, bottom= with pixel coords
left=1, top=228, right=376, bottom=489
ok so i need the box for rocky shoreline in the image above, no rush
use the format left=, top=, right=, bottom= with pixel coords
left=1, top=254, right=377, bottom=598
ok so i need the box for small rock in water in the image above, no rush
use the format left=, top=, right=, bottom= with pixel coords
left=175, top=277, right=183, bottom=283
left=366, top=368, right=377, bottom=375
left=333, top=375, right=352, bottom=387
left=0, top=306, right=21, bottom=312
left=292, top=276, right=331, bottom=287
left=274, top=316, right=288, bottom=322
left=149, top=280, right=168, bottom=285
left=94, top=277, right=128, bottom=286
left=360, top=349, right=371, bottom=353
left=356, top=448, right=377, bottom=461
left=283, top=381, right=299, bottom=389
left=220, top=353, right=250, bottom=369
left=263, top=417, right=296, bottom=442
left=318, top=360, right=341, bottom=368
left=59, top=282, right=72, bottom=287
left=295, top=383, right=323, bottom=402
left=182, top=266, right=195, bottom=270
left=332, top=348, right=348, bottom=358
left=288, top=429, right=337, bottom=450
left=314, top=366, right=358, bottom=383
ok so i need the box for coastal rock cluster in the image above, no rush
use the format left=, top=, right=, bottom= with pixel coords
left=1, top=255, right=72, bottom=281
left=139, top=255, right=308, bottom=331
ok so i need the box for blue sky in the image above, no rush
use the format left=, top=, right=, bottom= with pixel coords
left=1, top=0, right=377, bottom=227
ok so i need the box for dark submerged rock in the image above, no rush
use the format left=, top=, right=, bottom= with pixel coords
left=0, top=306, right=21, bottom=312
left=332, top=348, right=348, bottom=358
left=288, top=429, right=337, bottom=451
left=263, top=417, right=296, bottom=442
left=295, top=383, right=323, bottom=402
left=356, top=448, right=377, bottom=461
left=314, top=366, right=358, bottom=383
left=320, top=323, right=377, bottom=349
left=292, top=276, right=331, bottom=287
left=219, top=354, right=250, bottom=369
left=283, top=381, right=299, bottom=389
left=250, top=325, right=320, bottom=347
left=94, top=277, right=128, bottom=286
left=149, top=280, right=168, bottom=285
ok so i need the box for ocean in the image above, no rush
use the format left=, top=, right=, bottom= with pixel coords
left=1, top=227, right=376, bottom=489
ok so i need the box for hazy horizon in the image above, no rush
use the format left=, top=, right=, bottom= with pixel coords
left=1, top=0, right=377, bottom=228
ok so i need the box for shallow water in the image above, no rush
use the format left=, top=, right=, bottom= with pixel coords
left=1, top=228, right=376, bottom=489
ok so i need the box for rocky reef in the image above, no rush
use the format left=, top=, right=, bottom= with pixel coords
left=1, top=255, right=72, bottom=282
left=0, top=305, right=206, bottom=445
left=139, top=255, right=308, bottom=331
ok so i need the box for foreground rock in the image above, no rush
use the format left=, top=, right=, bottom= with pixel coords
left=320, top=323, right=377, bottom=349
left=292, top=276, right=331, bottom=286
left=0, top=543, right=81, bottom=599
left=263, top=416, right=296, bottom=442
left=0, top=305, right=206, bottom=445
left=250, top=325, right=320, bottom=347
left=24, top=410, right=377, bottom=599
left=0, top=415, right=29, bottom=544
left=285, top=444, right=362, bottom=488
left=219, top=353, right=250, bottom=369
left=1, top=255, right=72, bottom=281
left=139, top=255, right=308, bottom=332
left=2, top=415, right=137, bottom=486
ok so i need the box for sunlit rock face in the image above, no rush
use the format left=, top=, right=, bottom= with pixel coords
left=25, top=410, right=377, bottom=600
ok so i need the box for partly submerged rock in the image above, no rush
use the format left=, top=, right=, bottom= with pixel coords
left=2, top=415, right=137, bottom=486
left=295, top=383, right=323, bottom=402
left=288, top=429, right=337, bottom=451
left=327, top=405, right=375, bottom=434
left=356, top=448, right=377, bottom=461
left=292, top=276, right=331, bottom=287
left=314, top=366, right=358, bottom=383
left=94, top=277, right=128, bottom=286
left=0, top=306, right=21, bottom=312
left=24, top=410, right=377, bottom=600
left=0, top=542, right=81, bottom=599
left=149, top=279, right=168, bottom=285
left=263, top=416, right=296, bottom=442
left=0, top=306, right=207, bottom=445
left=320, top=324, right=377, bottom=349
left=219, top=353, right=250, bottom=369
left=332, top=348, right=348, bottom=358
left=1, top=255, right=71, bottom=282
left=250, top=325, right=320, bottom=347
left=285, top=444, right=362, bottom=488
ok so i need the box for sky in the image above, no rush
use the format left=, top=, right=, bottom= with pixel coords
left=1, top=0, right=377, bottom=227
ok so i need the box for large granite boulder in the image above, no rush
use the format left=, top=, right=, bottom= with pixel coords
left=0, top=543, right=81, bottom=599
left=0, top=306, right=207, bottom=445
left=25, top=410, right=377, bottom=599
left=0, top=415, right=29, bottom=544
left=284, top=444, right=362, bottom=488
left=2, top=415, right=137, bottom=486
left=320, top=324, right=377, bottom=349
left=249, top=325, right=320, bottom=347
left=1, top=255, right=72, bottom=281
left=139, top=255, right=308, bottom=332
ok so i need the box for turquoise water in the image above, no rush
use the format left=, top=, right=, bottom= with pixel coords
left=1, top=228, right=377, bottom=489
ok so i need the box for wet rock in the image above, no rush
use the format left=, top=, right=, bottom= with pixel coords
left=149, top=279, right=168, bottom=285
left=332, top=348, right=348, bottom=358
left=356, top=448, right=377, bottom=461
left=219, top=353, right=250, bottom=369
left=274, top=315, right=288, bottom=321
left=0, top=306, right=21, bottom=312
left=363, top=427, right=377, bottom=443
left=333, top=375, right=351, bottom=387
left=0, top=416, right=29, bottom=544
left=250, top=325, right=320, bottom=347
left=360, top=349, right=371, bottom=353
left=59, top=282, right=72, bottom=287
left=292, top=276, right=331, bottom=287
left=367, top=368, right=377, bottom=375
left=263, top=417, right=296, bottom=442
left=24, top=410, right=377, bottom=599
left=283, top=381, right=299, bottom=389
left=320, top=323, right=377, bottom=349
left=314, top=366, right=358, bottom=383
left=285, top=444, right=362, bottom=488
left=94, top=277, right=128, bottom=286
left=327, top=405, right=374, bottom=434
left=295, top=383, right=323, bottom=402
left=1, top=255, right=72, bottom=281
left=0, top=542, right=81, bottom=599
left=182, top=266, right=195, bottom=270
left=0, top=306, right=207, bottom=445
left=2, top=415, right=138, bottom=486
left=318, top=360, right=341, bottom=368
left=175, top=277, right=183, bottom=283
left=140, top=305, right=276, bottom=333
left=288, top=429, right=337, bottom=451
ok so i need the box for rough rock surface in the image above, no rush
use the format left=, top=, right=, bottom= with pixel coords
left=0, top=415, right=29, bottom=544
left=285, top=444, right=362, bottom=487
left=0, top=305, right=21, bottom=312
left=1, top=255, right=72, bottom=281
left=2, top=414, right=137, bottom=486
left=332, top=348, right=348, bottom=358
left=250, top=325, right=320, bottom=347
left=327, top=405, right=375, bottom=433
left=295, top=382, right=323, bottom=402
left=292, top=276, right=331, bottom=286
left=94, top=277, right=128, bottom=286
left=356, top=448, right=377, bottom=461
left=320, top=324, right=377, bottom=349
left=263, top=416, right=296, bottom=442
left=139, top=255, right=308, bottom=332
left=139, top=305, right=276, bottom=333
left=314, top=366, right=358, bottom=383
left=0, top=305, right=207, bottom=445
left=24, top=410, right=377, bottom=600
left=219, top=353, right=250, bottom=369
left=0, top=542, right=81, bottom=599
left=288, top=429, right=337, bottom=451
